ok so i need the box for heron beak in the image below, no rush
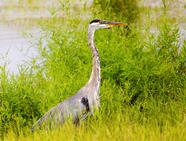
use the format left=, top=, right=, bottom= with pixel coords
left=103, top=21, right=128, bottom=27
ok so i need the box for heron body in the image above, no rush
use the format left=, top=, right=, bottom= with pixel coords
left=31, top=19, right=126, bottom=131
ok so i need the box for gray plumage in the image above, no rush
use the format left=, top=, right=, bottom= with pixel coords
left=31, top=19, right=125, bottom=131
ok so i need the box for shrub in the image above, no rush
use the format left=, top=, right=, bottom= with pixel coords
left=93, top=0, right=140, bottom=23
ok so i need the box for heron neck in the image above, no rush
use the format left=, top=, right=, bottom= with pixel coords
left=87, top=29, right=101, bottom=93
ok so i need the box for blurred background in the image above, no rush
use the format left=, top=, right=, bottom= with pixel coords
left=0, top=0, right=186, bottom=75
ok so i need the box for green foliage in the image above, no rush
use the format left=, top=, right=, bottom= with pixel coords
left=0, top=1, right=186, bottom=140
left=93, top=0, right=140, bottom=23
left=0, top=67, right=41, bottom=137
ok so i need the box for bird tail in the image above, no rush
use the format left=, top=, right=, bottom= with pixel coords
left=31, top=115, right=46, bottom=132
left=30, top=105, right=63, bottom=132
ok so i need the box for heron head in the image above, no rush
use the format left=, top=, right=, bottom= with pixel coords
left=89, top=19, right=127, bottom=31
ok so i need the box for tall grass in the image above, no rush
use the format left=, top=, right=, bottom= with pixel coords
left=0, top=1, right=186, bottom=140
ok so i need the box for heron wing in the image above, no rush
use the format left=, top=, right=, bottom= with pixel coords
left=31, top=95, right=90, bottom=131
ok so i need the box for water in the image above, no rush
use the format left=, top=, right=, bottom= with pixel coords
left=0, top=21, right=40, bottom=75
left=0, top=0, right=93, bottom=75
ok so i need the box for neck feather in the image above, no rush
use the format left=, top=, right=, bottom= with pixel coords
left=87, top=27, right=101, bottom=95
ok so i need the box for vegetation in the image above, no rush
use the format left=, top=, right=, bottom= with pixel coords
left=94, top=0, right=139, bottom=23
left=0, top=0, right=186, bottom=140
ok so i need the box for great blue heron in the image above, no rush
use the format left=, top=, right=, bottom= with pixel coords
left=31, top=19, right=126, bottom=131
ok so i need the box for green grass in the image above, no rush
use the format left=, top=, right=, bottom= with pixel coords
left=0, top=1, right=186, bottom=141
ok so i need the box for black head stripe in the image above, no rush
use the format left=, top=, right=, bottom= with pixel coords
left=90, top=19, right=101, bottom=24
